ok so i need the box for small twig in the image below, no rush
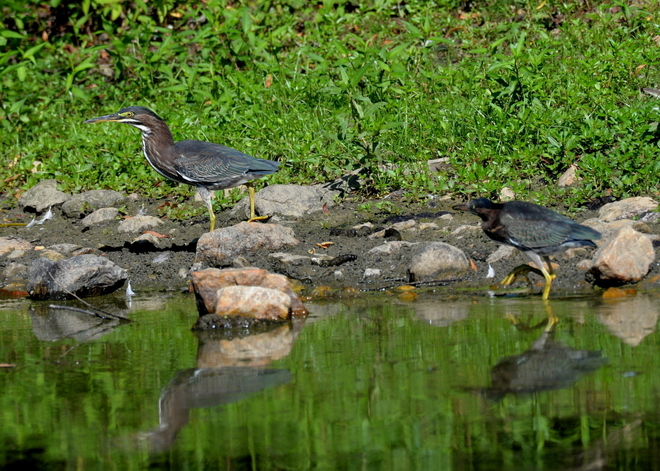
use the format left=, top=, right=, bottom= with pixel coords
left=49, top=304, right=114, bottom=320
left=46, top=272, right=132, bottom=322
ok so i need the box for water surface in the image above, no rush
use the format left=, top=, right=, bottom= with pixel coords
left=1, top=290, right=659, bottom=470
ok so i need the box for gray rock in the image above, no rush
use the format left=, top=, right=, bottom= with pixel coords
left=368, top=241, right=418, bottom=256
left=230, top=184, right=340, bottom=219
left=408, top=242, right=471, bottom=282
left=48, top=243, right=82, bottom=254
left=590, top=226, right=655, bottom=283
left=61, top=190, right=126, bottom=218
left=6, top=250, right=28, bottom=260
left=487, top=245, right=516, bottom=264
left=598, top=197, right=658, bottom=222
left=363, top=268, right=382, bottom=278
left=451, top=224, right=482, bottom=236
left=117, top=215, right=163, bottom=233
left=18, top=179, right=71, bottom=213
left=2, top=262, right=28, bottom=283
left=195, top=222, right=299, bottom=267
left=82, top=207, right=119, bottom=227
left=26, top=254, right=127, bottom=300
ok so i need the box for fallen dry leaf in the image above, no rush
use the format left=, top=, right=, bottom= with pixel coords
left=316, top=241, right=334, bottom=249
left=469, top=259, right=478, bottom=271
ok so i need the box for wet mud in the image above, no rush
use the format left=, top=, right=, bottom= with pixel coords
left=2, top=193, right=658, bottom=299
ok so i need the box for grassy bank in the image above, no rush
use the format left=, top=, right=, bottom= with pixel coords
left=1, top=0, right=659, bottom=215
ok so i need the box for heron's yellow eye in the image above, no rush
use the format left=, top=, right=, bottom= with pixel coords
left=120, top=111, right=134, bottom=118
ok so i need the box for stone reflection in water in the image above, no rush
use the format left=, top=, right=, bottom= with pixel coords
left=142, top=321, right=303, bottom=453
left=29, top=302, right=128, bottom=342
left=595, top=295, right=659, bottom=346
left=479, top=328, right=608, bottom=401
left=196, top=319, right=304, bottom=368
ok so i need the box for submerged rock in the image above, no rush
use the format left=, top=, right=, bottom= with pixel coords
left=26, top=254, right=127, bottom=300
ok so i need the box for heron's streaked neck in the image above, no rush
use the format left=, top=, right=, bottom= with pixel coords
left=136, top=121, right=179, bottom=181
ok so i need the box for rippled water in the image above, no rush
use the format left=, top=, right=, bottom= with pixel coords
left=1, top=290, right=660, bottom=470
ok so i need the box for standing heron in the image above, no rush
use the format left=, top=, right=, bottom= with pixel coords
left=453, top=198, right=601, bottom=300
left=85, top=106, right=280, bottom=231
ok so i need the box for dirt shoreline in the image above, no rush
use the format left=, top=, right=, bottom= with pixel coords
left=1, top=193, right=657, bottom=299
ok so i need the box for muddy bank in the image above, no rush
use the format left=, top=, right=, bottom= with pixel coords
left=1, top=191, right=659, bottom=299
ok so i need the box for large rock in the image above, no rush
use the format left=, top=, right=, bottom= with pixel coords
left=191, top=267, right=308, bottom=317
left=408, top=242, right=471, bottom=282
left=18, top=179, right=71, bottom=213
left=195, top=222, right=298, bottom=267
left=590, top=226, right=655, bottom=284
left=367, top=241, right=418, bottom=255
left=230, top=184, right=340, bottom=219
left=598, top=197, right=658, bottom=222
left=0, top=237, right=33, bottom=256
left=26, top=254, right=127, bottom=300
left=214, top=286, right=291, bottom=320
left=61, top=190, right=126, bottom=218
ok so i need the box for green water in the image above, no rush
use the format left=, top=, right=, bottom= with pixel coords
left=1, top=291, right=660, bottom=470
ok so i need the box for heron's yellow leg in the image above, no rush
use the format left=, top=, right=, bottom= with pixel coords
left=246, top=184, right=269, bottom=222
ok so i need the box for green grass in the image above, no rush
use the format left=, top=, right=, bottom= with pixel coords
left=1, top=0, right=660, bottom=214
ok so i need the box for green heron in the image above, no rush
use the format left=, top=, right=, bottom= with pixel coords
left=453, top=198, right=601, bottom=300
left=85, top=106, right=280, bottom=231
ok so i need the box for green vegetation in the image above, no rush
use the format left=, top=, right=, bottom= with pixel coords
left=2, top=0, right=659, bottom=212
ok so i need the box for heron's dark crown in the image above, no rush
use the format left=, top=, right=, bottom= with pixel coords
left=468, top=198, right=497, bottom=210
left=113, top=106, right=167, bottom=131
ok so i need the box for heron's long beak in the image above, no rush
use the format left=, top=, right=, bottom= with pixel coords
left=84, top=113, right=123, bottom=124
left=452, top=203, right=471, bottom=211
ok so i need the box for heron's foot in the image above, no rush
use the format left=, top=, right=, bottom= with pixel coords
left=501, top=264, right=546, bottom=286
left=247, top=214, right=270, bottom=223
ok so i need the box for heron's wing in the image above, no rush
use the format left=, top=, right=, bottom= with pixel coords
left=500, top=202, right=600, bottom=249
left=173, top=140, right=279, bottom=184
